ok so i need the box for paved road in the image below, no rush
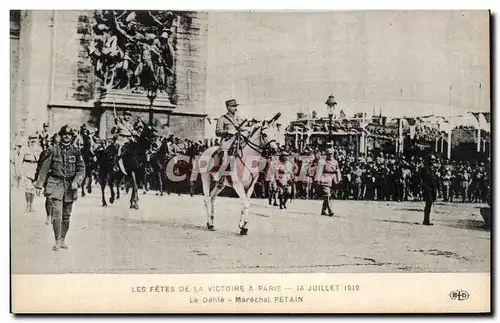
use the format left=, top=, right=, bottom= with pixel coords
left=11, top=187, right=490, bottom=274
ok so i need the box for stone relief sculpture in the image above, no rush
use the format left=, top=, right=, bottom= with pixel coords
left=88, top=10, right=177, bottom=97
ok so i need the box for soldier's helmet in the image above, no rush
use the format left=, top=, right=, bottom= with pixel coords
left=58, top=125, right=75, bottom=137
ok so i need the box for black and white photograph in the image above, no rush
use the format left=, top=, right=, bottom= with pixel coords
left=9, top=9, right=491, bottom=313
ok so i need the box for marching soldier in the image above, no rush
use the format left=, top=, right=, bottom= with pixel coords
left=37, top=122, right=51, bottom=151
left=421, top=154, right=439, bottom=226
left=460, top=167, right=472, bottom=203
left=17, top=135, right=41, bottom=212
left=215, top=99, right=244, bottom=167
left=274, top=151, right=294, bottom=209
left=35, top=134, right=61, bottom=225
left=317, top=148, right=341, bottom=216
left=35, top=125, right=85, bottom=251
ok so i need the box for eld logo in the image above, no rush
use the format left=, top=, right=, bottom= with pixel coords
left=449, top=290, right=470, bottom=301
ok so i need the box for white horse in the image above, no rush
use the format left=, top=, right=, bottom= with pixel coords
left=197, top=113, right=281, bottom=235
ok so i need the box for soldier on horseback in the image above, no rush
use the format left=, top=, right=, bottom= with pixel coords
left=214, top=99, right=245, bottom=168
left=112, top=110, right=139, bottom=168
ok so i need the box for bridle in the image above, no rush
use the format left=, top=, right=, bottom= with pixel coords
left=239, top=122, right=277, bottom=158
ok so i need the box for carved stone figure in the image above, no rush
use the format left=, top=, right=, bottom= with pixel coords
left=87, top=10, right=178, bottom=97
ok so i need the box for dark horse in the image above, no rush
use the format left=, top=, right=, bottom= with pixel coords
left=117, top=122, right=157, bottom=209
left=96, top=140, right=123, bottom=207
left=80, top=131, right=97, bottom=197
left=149, top=138, right=169, bottom=196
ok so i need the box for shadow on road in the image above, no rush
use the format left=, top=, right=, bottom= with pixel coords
left=440, top=219, right=490, bottom=232
left=396, top=207, right=423, bottom=213
left=372, top=219, right=421, bottom=226
left=120, top=217, right=242, bottom=237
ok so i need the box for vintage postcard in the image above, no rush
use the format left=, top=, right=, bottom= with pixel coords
left=10, top=9, right=491, bottom=313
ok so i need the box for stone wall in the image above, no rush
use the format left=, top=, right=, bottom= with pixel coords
left=175, top=11, right=209, bottom=115
left=10, top=11, right=20, bottom=145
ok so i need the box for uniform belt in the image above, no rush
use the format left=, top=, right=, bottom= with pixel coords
left=49, top=174, right=75, bottom=181
left=23, top=159, right=37, bottom=163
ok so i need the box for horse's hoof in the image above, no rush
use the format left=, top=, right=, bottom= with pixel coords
left=109, top=197, right=115, bottom=204
left=102, top=202, right=107, bottom=207
left=240, top=227, right=248, bottom=235
left=88, top=188, right=92, bottom=194
left=129, top=204, right=134, bottom=209
left=207, top=223, right=216, bottom=231
left=82, top=193, right=85, bottom=197
left=135, top=205, right=139, bottom=210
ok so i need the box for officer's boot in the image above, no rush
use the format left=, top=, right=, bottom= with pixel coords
left=282, top=191, right=289, bottom=209
left=423, top=200, right=432, bottom=225
left=113, top=144, right=122, bottom=172
left=52, top=216, right=63, bottom=251
left=60, top=220, right=70, bottom=249
left=326, top=195, right=334, bottom=217
left=321, top=198, right=328, bottom=215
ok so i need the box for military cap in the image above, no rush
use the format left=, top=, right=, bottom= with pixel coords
left=325, top=148, right=334, bottom=155
left=123, top=110, right=132, bottom=116
left=43, top=122, right=49, bottom=127
left=225, top=99, right=239, bottom=107
left=325, top=95, right=337, bottom=106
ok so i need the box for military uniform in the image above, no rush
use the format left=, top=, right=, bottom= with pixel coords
left=317, top=149, right=340, bottom=216
left=215, top=111, right=243, bottom=151
left=114, top=114, right=137, bottom=155
left=35, top=138, right=85, bottom=250
left=460, top=170, right=471, bottom=203
left=214, top=99, right=244, bottom=170
left=38, top=125, right=51, bottom=151
left=421, top=156, right=439, bottom=225
left=274, top=153, right=294, bottom=209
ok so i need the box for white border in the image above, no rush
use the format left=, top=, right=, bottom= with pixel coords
left=2, top=1, right=498, bottom=321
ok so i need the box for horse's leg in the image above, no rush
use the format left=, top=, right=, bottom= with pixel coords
left=201, top=173, right=217, bottom=230
left=87, top=168, right=92, bottom=194
left=201, top=174, right=211, bottom=226
left=108, top=174, right=115, bottom=204
left=100, top=173, right=107, bottom=207
left=234, top=180, right=257, bottom=235
left=130, top=171, right=139, bottom=209
left=208, top=180, right=224, bottom=230
left=81, top=173, right=86, bottom=197
left=232, top=182, right=250, bottom=235
left=157, top=169, right=163, bottom=196
left=115, top=173, right=121, bottom=199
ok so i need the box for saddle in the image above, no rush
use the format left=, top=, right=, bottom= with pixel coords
left=211, top=133, right=245, bottom=169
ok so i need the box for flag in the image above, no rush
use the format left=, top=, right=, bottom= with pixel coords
left=471, top=112, right=490, bottom=132
left=483, top=112, right=491, bottom=123
left=405, top=117, right=417, bottom=126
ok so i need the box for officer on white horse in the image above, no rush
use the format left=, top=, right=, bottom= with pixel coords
left=214, top=99, right=245, bottom=168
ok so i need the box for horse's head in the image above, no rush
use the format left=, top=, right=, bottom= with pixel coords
left=249, top=112, right=281, bottom=155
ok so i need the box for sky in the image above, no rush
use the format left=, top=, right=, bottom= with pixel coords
left=204, top=11, right=490, bottom=125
